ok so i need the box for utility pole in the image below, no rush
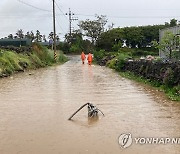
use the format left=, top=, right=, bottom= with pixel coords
left=52, top=0, right=57, bottom=61
left=66, top=8, right=78, bottom=40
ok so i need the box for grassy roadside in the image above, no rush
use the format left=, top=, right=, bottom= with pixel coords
left=0, top=43, right=68, bottom=78
left=118, top=71, right=180, bottom=101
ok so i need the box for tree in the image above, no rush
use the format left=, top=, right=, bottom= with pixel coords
left=16, top=29, right=24, bottom=39
left=123, top=26, right=144, bottom=48
left=152, top=31, right=178, bottom=59
left=96, top=28, right=124, bottom=51
left=170, top=18, right=177, bottom=27
left=78, top=15, right=107, bottom=44
left=48, top=32, right=60, bottom=42
left=48, top=32, right=54, bottom=40
left=8, top=34, right=13, bottom=39
left=43, top=35, right=47, bottom=42
left=140, top=25, right=166, bottom=47
left=25, top=31, right=35, bottom=42
left=64, top=30, right=84, bottom=53
left=34, top=30, right=42, bottom=42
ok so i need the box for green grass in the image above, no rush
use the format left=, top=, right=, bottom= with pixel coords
left=119, top=71, right=180, bottom=101
left=0, top=43, right=68, bottom=77
left=57, top=50, right=68, bottom=64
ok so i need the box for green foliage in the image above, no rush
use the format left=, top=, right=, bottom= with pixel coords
left=153, top=31, right=179, bottom=59
left=32, top=43, right=54, bottom=65
left=79, top=15, right=107, bottom=44
left=93, top=50, right=106, bottom=61
left=112, top=42, right=122, bottom=51
left=172, top=50, right=180, bottom=59
left=29, top=53, right=44, bottom=68
left=96, top=24, right=167, bottom=51
left=69, top=44, right=80, bottom=53
left=34, top=30, right=42, bottom=42
left=62, top=30, right=93, bottom=54
left=115, top=53, right=130, bottom=71
left=96, top=28, right=124, bottom=51
left=16, top=29, right=24, bottom=39
left=0, top=43, right=67, bottom=77
left=106, top=58, right=117, bottom=69
left=0, top=51, right=27, bottom=76
left=57, top=42, right=70, bottom=53
left=58, top=51, right=68, bottom=63
left=170, top=18, right=178, bottom=27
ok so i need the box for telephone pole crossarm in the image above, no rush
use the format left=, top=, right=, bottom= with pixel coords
left=66, top=8, right=78, bottom=38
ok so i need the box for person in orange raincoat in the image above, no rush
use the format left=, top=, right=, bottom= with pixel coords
left=87, top=52, right=93, bottom=65
left=81, top=51, right=86, bottom=64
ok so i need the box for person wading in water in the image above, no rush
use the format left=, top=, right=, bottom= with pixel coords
left=87, top=52, right=93, bottom=65
left=81, top=51, right=86, bottom=64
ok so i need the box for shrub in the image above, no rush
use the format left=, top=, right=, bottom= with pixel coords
left=58, top=51, right=68, bottom=63
left=115, top=53, right=130, bottom=71
left=93, top=50, right=106, bottom=62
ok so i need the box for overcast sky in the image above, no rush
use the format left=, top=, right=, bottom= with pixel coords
left=0, top=0, right=180, bottom=40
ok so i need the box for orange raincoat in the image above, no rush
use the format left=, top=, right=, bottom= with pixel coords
left=81, top=52, right=86, bottom=64
left=87, top=53, right=93, bottom=65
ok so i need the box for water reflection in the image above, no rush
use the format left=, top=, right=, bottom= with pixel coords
left=88, top=116, right=99, bottom=126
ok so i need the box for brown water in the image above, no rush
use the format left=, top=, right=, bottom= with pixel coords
left=0, top=55, right=179, bottom=154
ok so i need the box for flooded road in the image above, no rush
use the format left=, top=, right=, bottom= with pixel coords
left=0, top=55, right=180, bottom=154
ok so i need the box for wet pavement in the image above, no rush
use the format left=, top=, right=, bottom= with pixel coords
left=0, top=55, right=179, bottom=154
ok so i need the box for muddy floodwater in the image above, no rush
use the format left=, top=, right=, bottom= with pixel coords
left=0, top=55, right=180, bottom=154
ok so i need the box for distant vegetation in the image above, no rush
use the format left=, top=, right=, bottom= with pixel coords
left=2, top=18, right=179, bottom=55
left=3, top=29, right=59, bottom=43
left=59, top=18, right=179, bottom=54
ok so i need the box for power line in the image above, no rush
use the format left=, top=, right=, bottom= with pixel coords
left=17, top=0, right=51, bottom=12
left=56, top=17, right=66, bottom=34
left=0, top=14, right=52, bottom=19
left=54, top=1, right=69, bottom=21
left=54, top=2, right=79, bottom=29
left=76, top=13, right=180, bottom=19
left=54, top=2, right=79, bottom=35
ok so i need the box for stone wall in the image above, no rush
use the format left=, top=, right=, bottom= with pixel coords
left=121, top=61, right=180, bottom=86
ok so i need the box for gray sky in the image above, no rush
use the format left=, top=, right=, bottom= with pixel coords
left=0, top=0, right=180, bottom=40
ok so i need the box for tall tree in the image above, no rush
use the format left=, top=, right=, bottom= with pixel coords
left=78, top=15, right=107, bottom=44
left=16, top=29, right=24, bottom=39
left=97, top=28, right=124, bottom=51
left=170, top=18, right=177, bottom=27
left=34, top=30, right=42, bottom=42
left=152, top=31, right=178, bottom=59
left=48, top=32, right=54, bottom=40
left=123, top=26, right=144, bottom=48
left=48, top=32, right=59, bottom=42
left=25, top=31, right=35, bottom=42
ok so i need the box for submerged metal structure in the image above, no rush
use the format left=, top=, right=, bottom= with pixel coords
left=68, top=103, right=104, bottom=120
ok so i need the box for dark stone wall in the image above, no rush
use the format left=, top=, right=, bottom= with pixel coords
left=121, top=61, right=180, bottom=86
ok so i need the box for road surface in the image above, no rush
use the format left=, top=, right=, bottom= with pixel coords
left=0, top=55, right=180, bottom=154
